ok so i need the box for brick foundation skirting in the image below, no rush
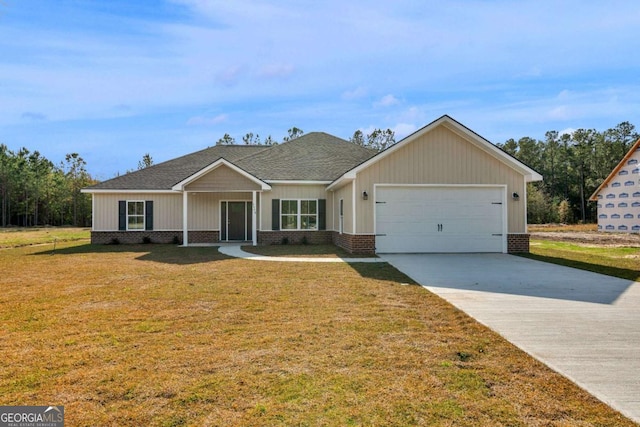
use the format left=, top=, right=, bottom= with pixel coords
left=93, top=230, right=530, bottom=254
left=507, top=233, right=530, bottom=253
left=332, top=232, right=376, bottom=254
left=91, top=230, right=220, bottom=245
left=188, top=231, right=221, bottom=244
left=91, top=231, right=182, bottom=245
left=257, top=230, right=333, bottom=246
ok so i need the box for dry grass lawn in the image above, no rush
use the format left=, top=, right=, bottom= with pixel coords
left=1, top=241, right=636, bottom=426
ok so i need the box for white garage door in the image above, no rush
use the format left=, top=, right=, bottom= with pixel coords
left=375, top=186, right=505, bottom=253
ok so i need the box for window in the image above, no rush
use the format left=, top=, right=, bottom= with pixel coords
left=339, top=199, right=344, bottom=234
left=281, top=199, right=317, bottom=230
left=281, top=200, right=298, bottom=230
left=300, top=200, right=317, bottom=229
left=119, top=200, right=152, bottom=231
left=128, top=201, right=145, bottom=230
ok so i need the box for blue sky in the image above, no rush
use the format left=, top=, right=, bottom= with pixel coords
left=2, top=0, right=640, bottom=179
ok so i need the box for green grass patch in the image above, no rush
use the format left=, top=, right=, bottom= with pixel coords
left=0, top=226, right=89, bottom=248
left=525, top=240, right=640, bottom=281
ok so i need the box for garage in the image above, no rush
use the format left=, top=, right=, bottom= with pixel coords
left=375, top=185, right=506, bottom=253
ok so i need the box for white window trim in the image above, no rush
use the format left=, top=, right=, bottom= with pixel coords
left=127, top=200, right=145, bottom=231
left=280, top=199, right=319, bottom=231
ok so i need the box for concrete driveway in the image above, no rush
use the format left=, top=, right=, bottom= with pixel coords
left=381, top=253, right=640, bottom=423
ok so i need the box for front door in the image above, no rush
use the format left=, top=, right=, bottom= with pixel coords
left=221, top=201, right=252, bottom=241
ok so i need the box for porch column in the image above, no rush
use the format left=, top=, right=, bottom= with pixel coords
left=252, top=191, right=257, bottom=246
left=182, top=190, right=188, bottom=246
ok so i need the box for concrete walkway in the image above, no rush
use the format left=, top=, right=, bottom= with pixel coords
left=381, top=253, right=640, bottom=423
left=217, top=244, right=385, bottom=263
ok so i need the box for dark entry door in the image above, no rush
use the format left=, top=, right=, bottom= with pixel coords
left=222, top=201, right=252, bottom=241
left=228, top=201, right=246, bottom=240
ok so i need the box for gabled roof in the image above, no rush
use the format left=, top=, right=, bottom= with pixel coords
left=83, top=132, right=376, bottom=192
left=171, top=158, right=271, bottom=191
left=327, top=115, right=543, bottom=190
left=589, top=137, right=640, bottom=201
left=84, top=144, right=268, bottom=191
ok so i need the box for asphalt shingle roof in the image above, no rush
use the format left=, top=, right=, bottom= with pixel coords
left=236, top=132, right=376, bottom=181
left=86, top=132, right=376, bottom=190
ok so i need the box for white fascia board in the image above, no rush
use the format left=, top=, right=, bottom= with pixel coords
left=171, top=158, right=271, bottom=191
left=81, top=189, right=177, bottom=194
left=326, top=174, right=355, bottom=191
left=266, top=180, right=332, bottom=185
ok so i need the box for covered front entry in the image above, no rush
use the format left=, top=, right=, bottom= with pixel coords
left=375, top=185, right=506, bottom=253
left=221, top=201, right=253, bottom=241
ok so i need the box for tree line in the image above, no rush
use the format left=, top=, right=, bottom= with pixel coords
left=0, top=145, right=96, bottom=227
left=216, top=127, right=398, bottom=151
left=496, top=121, right=638, bottom=224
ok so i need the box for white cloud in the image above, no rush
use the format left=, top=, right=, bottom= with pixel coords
left=2, top=0, right=640, bottom=177
left=187, top=114, right=229, bottom=126
left=559, top=128, right=576, bottom=137
left=375, top=94, right=400, bottom=107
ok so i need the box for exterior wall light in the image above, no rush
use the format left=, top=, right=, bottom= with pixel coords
left=512, top=192, right=520, bottom=200
left=362, top=191, right=368, bottom=200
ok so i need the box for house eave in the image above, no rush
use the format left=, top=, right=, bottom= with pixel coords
left=265, top=180, right=333, bottom=185
left=171, top=158, right=271, bottom=191
left=327, top=173, right=356, bottom=191
left=81, top=189, right=178, bottom=194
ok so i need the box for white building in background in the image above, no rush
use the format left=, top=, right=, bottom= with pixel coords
left=590, top=138, right=640, bottom=233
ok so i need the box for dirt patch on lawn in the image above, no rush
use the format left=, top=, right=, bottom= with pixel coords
left=531, top=231, right=640, bottom=247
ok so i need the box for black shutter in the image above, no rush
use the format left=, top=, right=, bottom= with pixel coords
left=318, top=199, right=326, bottom=230
left=272, top=199, right=280, bottom=230
left=145, top=201, right=153, bottom=230
left=118, top=201, right=126, bottom=231
left=221, top=202, right=227, bottom=240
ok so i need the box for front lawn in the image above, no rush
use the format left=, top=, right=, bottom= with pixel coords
left=0, top=242, right=635, bottom=426
left=527, top=240, right=640, bottom=282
